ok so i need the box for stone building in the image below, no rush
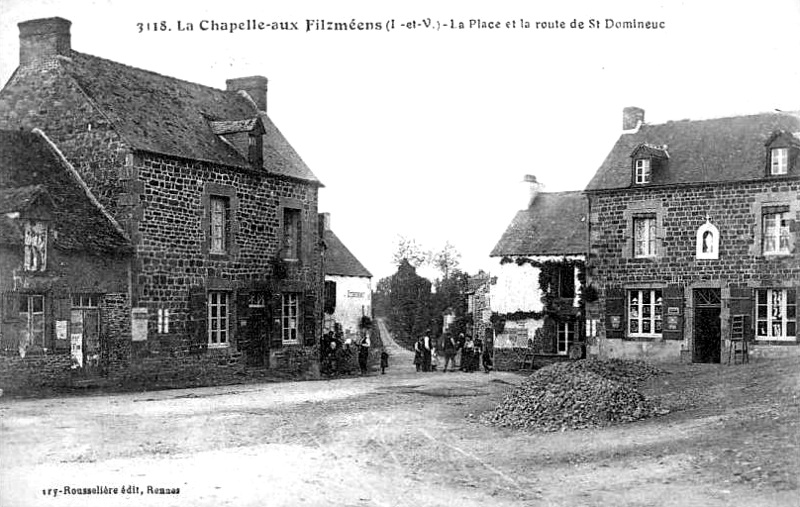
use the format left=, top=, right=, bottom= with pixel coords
left=0, top=17, right=325, bottom=388
left=585, top=107, right=800, bottom=362
left=320, top=213, right=372, bottom=342
left=0, top=129, right=132, bottom=391
left=489, top=176, right=588, bottom=369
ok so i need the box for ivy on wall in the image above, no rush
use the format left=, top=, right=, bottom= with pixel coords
left=492, top=257, right=598, bottom=335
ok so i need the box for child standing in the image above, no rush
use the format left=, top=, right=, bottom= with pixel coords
left=380, top=349, right=389, bottom=374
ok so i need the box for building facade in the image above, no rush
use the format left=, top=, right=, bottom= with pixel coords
left=489, top=177, right=588, bottom=369
left=321, top=213, right=372, bottom=342
left=585, top=107, right=800, bottom=362
left=0, top=17, right=325, bottom=390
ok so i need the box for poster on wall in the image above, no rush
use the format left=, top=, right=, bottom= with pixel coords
left=55, top=320, right=68, bottom=341
left=70, top=333, right=83, bottom=368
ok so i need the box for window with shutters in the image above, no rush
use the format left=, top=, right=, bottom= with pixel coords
left=208, top=291, right=230, bottom=347
left=282, top=293, right=301, bottom=344
left=24, top=221, right=47, bottom=272
left=756, top=289, right=796, bottom=341
left=557, top=321, right=575, bottom=355
left=628, top=289, right=663, bottom=338
left=633, top=216, right=657, bottom=258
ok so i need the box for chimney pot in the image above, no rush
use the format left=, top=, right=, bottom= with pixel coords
left=623, top=106, right=645, bottom=131
left=226, top=76, right=268, bottom=112
left=18, top=17, right=72, bottom=66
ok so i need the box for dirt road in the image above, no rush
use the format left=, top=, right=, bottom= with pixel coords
left=1, top=320, right=797, bottom=506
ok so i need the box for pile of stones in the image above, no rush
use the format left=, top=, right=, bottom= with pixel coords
left=481, top=359, right=664, bottom=431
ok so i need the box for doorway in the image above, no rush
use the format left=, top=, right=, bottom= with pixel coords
left=693, top=288, right=721, bottom=363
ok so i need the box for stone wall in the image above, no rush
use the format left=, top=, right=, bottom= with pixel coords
left=588, top=178, right=800, bottom=361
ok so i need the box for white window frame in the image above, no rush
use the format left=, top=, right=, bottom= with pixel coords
left=628, top=289, right=663, bottom=338
left=557, top=321, right=575, bottom=355
left=633, top=216, right=657, bottom=258
left=771, top=148, right=788, bottom=175
left=763, top=211, right=790, bottom=255
left=281, top=293, right=301, bottom=344
left=157, top=308, right=170, bottom=334
left=756, top=289, right=796, bottom=341
left=635, top=159, right=651, bottom=184
left=210, top=196, right=228, bottom=254
left=207, top=291, right=230, bottom=348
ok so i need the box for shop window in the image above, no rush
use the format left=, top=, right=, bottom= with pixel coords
left=756, top=289, right=796, bottom=340
left=628, top=289, right=663, bottom=338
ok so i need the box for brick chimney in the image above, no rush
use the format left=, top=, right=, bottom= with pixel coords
left=523, top=174, right=542, bottom=208
left=226, top=76, right=268, bottom=112
left=19, top=17, right=72, bottom=66
left=623, top=106, right=645, bottom=132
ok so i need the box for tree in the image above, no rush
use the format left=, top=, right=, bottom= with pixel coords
left=387, top=259, right=432, bottom=349
left=392, top=235, right=430, bottom=268
left=432, top=241, right=462, bottom=280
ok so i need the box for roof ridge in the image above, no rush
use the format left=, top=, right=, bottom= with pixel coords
left=68, top=50, right=241, bottom=98
left=647, top=109, right=800, bottom=127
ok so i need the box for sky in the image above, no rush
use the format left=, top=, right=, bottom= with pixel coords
left=1, top=0, right=799, bottom=283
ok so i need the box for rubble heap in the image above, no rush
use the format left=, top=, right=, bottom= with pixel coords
left=481, top=359, right=664, bottom=431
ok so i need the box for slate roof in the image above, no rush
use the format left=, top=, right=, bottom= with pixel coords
left=490, top=191, right=587, bottom=257
left=0, top=129, right=131, bottom=253
left=55, top=51, right=320, bottom=184
left=323, top=229, right=372, bottom=278
left=586, top=111, right=800, bottom=191
left=0, top=184, right=50, bottom=214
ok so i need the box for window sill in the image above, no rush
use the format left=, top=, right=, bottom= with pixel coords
left=762, top=252, right=792, bottom=258
left=754, top=337, right=797, bottom=344
left=633, top=255, right=658, bottom=260
left=282, top=340, right=300, bottom=346
left=624, top=334, right=663, bottom=342
left=207, top=343, right=229, bottom=349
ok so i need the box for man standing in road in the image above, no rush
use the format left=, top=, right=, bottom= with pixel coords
left=442, top=332, right=457, bottom=372
left=358, top=332, right=371, bottom=375
left=422, top=330, right=432, bottom=372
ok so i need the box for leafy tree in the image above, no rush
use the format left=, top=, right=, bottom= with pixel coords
left=432, top=241, right=462, bottom=280
left=392, top=235, right=430, bottom=268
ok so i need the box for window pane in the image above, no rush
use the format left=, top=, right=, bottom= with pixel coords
left=757, top=321, right=767, bottom=336
left=787, top=322, right=796, bottom=337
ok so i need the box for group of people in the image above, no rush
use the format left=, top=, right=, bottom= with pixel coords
left=321, top=329, right=389, bottom=376
left=414, top=331, right=492, bottom=373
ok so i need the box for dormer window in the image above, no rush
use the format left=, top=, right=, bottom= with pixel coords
left=771, top=148, right=788, bottom=175
left=765, top=131, right=799, bottom=177
left=635, top=159, right=651, bottom=184
left=630, top=143, right=668, bottom=186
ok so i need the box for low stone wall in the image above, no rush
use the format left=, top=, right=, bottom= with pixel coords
left=0, top=344, right=321, bottom=397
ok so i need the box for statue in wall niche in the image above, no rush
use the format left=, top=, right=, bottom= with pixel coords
left=702, top=231, right=714, bottom=253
